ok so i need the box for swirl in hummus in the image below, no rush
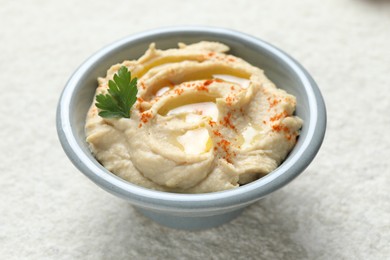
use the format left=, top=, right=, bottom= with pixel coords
left=85, top=41, right=303, bottom=193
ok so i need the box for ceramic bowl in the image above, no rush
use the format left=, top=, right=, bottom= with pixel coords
left=56, top=26, right=326, bottom=230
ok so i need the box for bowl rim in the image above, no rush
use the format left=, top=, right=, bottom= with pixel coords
left=57, top=25, right=326, bottom=211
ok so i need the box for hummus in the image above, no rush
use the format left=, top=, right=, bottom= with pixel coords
left=85, top=41, right=303, bottom=193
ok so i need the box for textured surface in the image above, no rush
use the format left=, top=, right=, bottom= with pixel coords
left=1, top=0, right=389, bottom=259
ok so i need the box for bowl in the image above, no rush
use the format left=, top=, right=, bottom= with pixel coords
left=56, top=26, right=326, bottom=230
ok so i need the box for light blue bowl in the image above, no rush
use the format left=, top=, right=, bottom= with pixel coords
left=56, top=26, right=326, bottom=230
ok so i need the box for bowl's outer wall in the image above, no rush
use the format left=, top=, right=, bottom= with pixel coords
left=57, top=26, right=326, bottom=216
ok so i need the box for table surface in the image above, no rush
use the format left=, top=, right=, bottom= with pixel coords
left=1, top=0, right=389, bottom=259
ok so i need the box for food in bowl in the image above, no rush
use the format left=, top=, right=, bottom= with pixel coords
left=85, top=41, right=303, bottom=193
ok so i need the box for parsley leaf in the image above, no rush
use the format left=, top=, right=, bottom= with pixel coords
left=95, top=66, right=138, bottom=118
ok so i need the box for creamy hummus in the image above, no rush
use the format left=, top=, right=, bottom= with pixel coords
left=85, top=41, right=303, bottom=193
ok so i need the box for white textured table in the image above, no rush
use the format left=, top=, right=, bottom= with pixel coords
left=1, top=0, right=389, bottom=259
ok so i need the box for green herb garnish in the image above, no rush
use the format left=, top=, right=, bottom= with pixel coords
left=95, top=66, right=138, bottom=118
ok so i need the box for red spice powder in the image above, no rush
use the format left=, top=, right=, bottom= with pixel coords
left=174, top=88, right=184, bottom=95
left=140, top=82, right=146, bottom=90
left=272, top=123, right=290, bottom=133
left=214, top=136, right=237, bottom=164
left=225, top=95, right=234, bottom=106
left=197, top=84, right=209, bottom=92
left=222, top=112, right=236, bottom=130
left=217, top=139, right=233, bottom=163
left=213, top=130, right=222, bottom=137
left=197, top=79, right=223, bottom=92
left=270, top=111, right=287, bottom=122
left=208, top=120, right=217, bottom=127
left=140, top=112, right=152, bottom=124
left=136, top=97, right=145, bottom=113
left=225, top=157, right=233, bottom=164
left=217, top=139, right=231, bottom=152
left=203, top=79, right=213, bottom=86
left=272, top=124, right=282, bottom=132
left=269, top=98, right=280, bottom=108
left=230, top=85, right=235, bottom=90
